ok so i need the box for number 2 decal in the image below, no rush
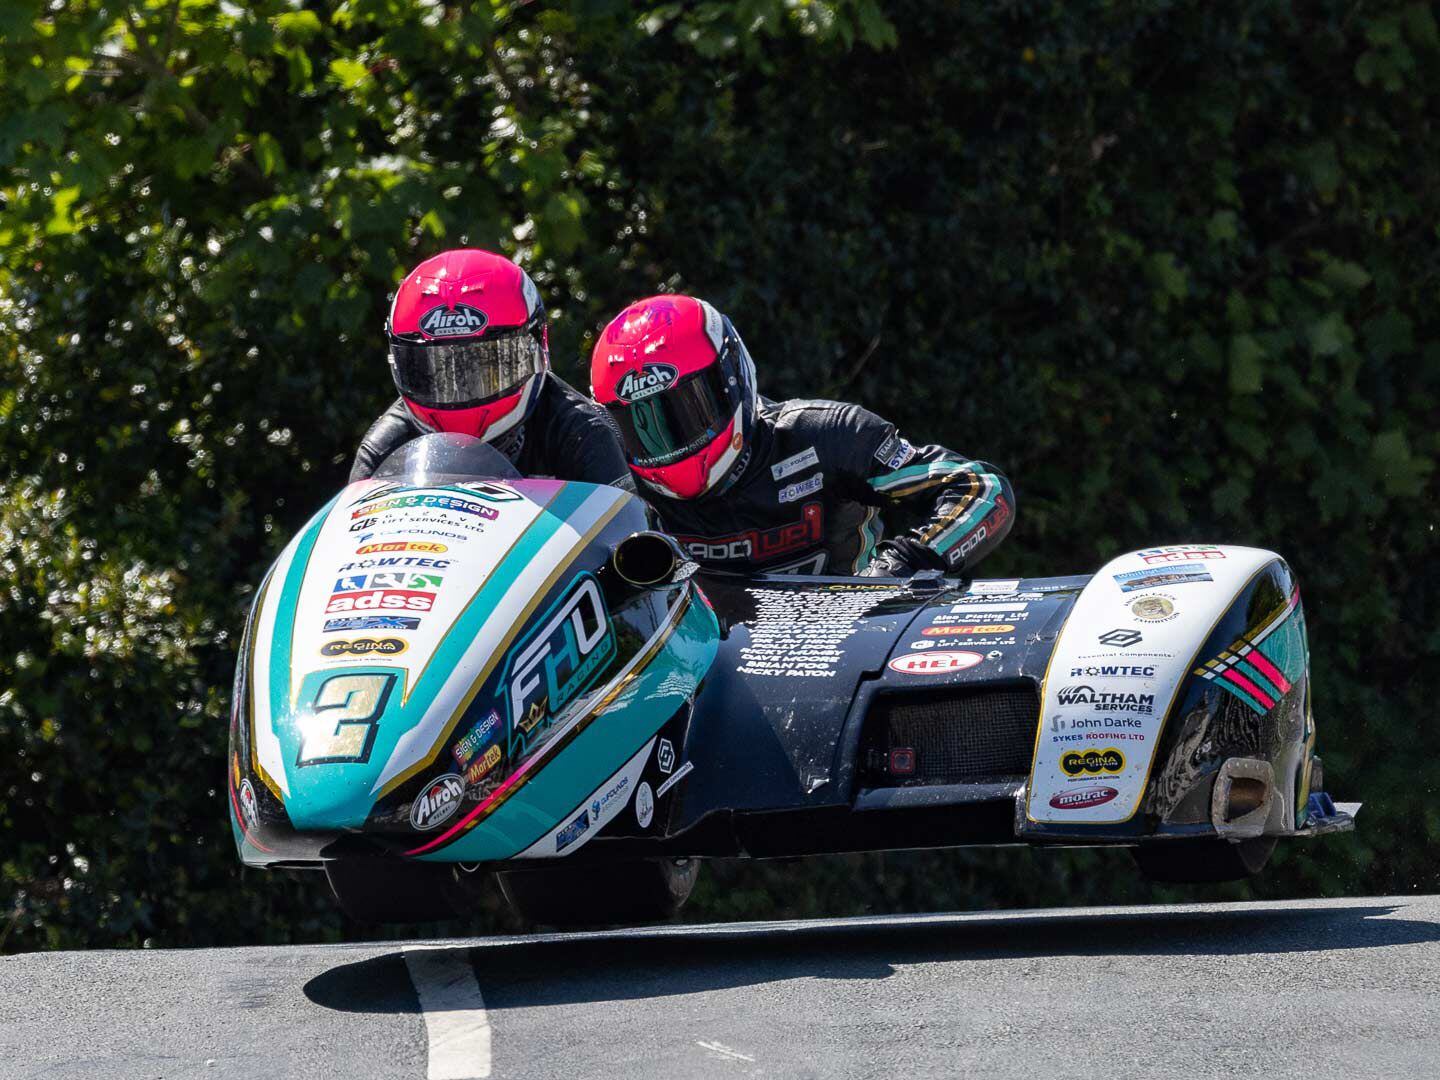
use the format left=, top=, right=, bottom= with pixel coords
left=296, top=672, right=397, bottom=766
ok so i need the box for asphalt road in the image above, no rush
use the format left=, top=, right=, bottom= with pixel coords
left=3, top=895, right=1439, bottom=1080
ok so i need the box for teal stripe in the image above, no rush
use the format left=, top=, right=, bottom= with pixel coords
left=1214, top=675, right=1266, bottom=714
left=929, top=474, right=1000, bottom=555
left=1257, top=607, right=1306, bottom=683
left=418, top=592, right=720, bottom=862
left=272, top=483, right=600, bottom=826
left=853, top=507, right=881, bottom=573
left=1234, top=657, right=1282, bottom=699
left=868, top=459, right=973, bottom=492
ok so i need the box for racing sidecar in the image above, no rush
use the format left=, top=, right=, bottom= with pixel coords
left=228, top=435, right=1355, bottom=927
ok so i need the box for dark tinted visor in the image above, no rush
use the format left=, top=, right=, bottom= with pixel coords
left=390, top=330, right=542, bottom=409
left=606, top=363, right=734, bottom=468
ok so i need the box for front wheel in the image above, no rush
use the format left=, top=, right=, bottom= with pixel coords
left=497, top=858, right=700, bottom=930
left=1132, top=836, right=1277, bottom=884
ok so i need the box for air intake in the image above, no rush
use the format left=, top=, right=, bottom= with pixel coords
left=867, top=686, right=1039, bottom=785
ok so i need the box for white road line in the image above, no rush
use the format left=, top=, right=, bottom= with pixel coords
left=403, top=947, right=491, bottom=1080
left=697, top=1040, right=756, bottom=1063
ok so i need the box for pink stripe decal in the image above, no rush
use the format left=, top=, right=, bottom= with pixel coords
left=1223, top=668, right=1276, bottom=709
left=404, top=743, right=549, bottom=856
left=1245, top=649, right=1291, bottom=694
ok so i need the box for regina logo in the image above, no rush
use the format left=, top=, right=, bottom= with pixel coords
left=410, top=774, right=465, bottom=830
left=418, top=303, right=488, bottom=339
left=1049, top=786, right=1119, bottom=810
left=614, top=363, right=678, bottom=403
left=320, top=637, right=407, bottom=658
left=1060, top=747, right=1126, bottom=776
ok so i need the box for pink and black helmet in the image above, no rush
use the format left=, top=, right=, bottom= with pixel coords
left=386, top=248, right=548, bottom=442
left=590, top=295, right=758, bottom=499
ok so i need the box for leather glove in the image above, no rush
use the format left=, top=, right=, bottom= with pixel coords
left=859, top=544, right=922, bottom=578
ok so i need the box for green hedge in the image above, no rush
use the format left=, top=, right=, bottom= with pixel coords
left=1, top=0, right=1435, bottom=952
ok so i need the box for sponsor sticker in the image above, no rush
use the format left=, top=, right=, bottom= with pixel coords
left=614, top=363, right=678, bottom=403
left=1049, top=787, right=1119, bottom=810
left=656, top=738, right=676, bottom=775
left=555, top=809, right=590, bottom=852
left=1069, top=664, right=1156, bottom=678
left=335, top=572, right=442, bottom=594
left=874, top=432, right=916, bottom=470
left=356, top=541, right=448, bottom=555
left=888, top=650, right=984, bottom=675
left=771, top=446, right=821, bottom=480
left=238, top=778, right=259, bottom=831
left=1137, top=545, right=1227, bottom=565
left=1113, top=564, right=1213, bottom=592
left=410, top=774, right=465, bottom=830
left=419, top=302, right=488, bottom=339
left=325, top=589, right=436, bottom=614
left=951, top=601, right=1030, bottom=612
left=924, top=623, right=1014, bottom=636
left=1055, top=685, right=1155, bottom=714
left=453, top=710, right=502, bottom=767
left=655, top=760, right=694, bottom=798
left=1097, top=628, right=1143, bottom=648
left=635, top=782, right=655, bottom=829
left=352, top=493, right=500, bottom=521
left=320, top=637, right=408, bottom=659
left=778, top=473, right=824, bottom=504
left=969, top=579, right=1022, bottom=595
left=337, top=557, right=452, bottom=571
left=1060, top=748, right=1126, bottom=777
left=1127, top=594, right=1177, bottom=622
left=463, top=743, right=503, bottom=786
left=323, top=615, right=422, bottom=633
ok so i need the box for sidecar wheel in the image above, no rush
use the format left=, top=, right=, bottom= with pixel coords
left=325, top=858, right=462, bottom=923
left=497, top=858, right=700, bottom=930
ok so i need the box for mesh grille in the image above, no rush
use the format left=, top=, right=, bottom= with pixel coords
left=878, top=687, right=1039, bottom=783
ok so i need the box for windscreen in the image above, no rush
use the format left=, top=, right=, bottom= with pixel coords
left=373, top=432, right=522, bottom=485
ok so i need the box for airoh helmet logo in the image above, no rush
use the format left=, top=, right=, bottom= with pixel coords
left=614, top=363, right=677, bottom=403
left=418, top=303, right=488, bottom=339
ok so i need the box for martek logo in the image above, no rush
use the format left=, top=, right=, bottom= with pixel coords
left=614, top=363, right=678, bottom=403
left=419, top=303, right=488, bottom=339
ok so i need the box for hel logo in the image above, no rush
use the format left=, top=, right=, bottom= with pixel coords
left=325, top=589, right=436, bottom=614
left=614, top=363, right=678, bottom=403
left=418, top=303, right=488, bottom=339
left=506, top=575, right=615, bottom=748
left=888, top=650, right=985, bottom=675
left=410, top=774, right=465, bottom=830
left=1049, top=786, right=1119, bottom=810
left=320, top=637, right=407, bottom=658
left=1060, top=748, right=1126, bottom=776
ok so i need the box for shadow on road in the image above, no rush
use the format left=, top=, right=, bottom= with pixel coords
left=304, top=899, right=1440, bottom=1013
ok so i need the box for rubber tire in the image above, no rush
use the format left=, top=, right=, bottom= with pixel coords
left=1132, top=836, right=1277, bottom=884
left=325, top=857, right=462, bottom=923
left=497, top=858, right=700, bottom=930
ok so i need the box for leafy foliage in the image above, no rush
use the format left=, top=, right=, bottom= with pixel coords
left=1, top=0, right=1435, bottom=952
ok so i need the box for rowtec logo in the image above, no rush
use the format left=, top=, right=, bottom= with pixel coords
left=1069, top=664, right=1156, bottom=678
left=410, top=774, right=465, bottom=830
left=1049, top=786, right=1119, bottom=810
left=418, top=303, right=488, bottom=339
left=614, top=363, right=678, bottom=403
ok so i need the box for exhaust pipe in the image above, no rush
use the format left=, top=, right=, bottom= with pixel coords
left=611, top=531, right=686, bottom=588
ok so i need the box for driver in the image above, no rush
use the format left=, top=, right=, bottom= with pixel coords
left=350, top=248, right=630, bottom=487
left=590, top=295, right=1014, bottom=577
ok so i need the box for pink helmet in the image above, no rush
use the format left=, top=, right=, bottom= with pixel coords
left=590, top=295, right=758, bottom=499
left=386, top=248, right=548, bottom=442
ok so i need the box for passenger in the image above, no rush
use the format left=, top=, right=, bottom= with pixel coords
left=589, top=295, right=1013, bottom=576
left=350, top=248, right=629, bottom=487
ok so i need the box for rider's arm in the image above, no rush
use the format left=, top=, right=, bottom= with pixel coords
left=348, top=399, right=422, bottom=483
left=834, top=404, right=1015, bottom=576
left=551, top=393, right=635, bottom=492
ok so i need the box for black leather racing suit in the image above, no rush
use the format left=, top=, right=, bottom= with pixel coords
left=640, top=398, right=1014, bottom=576
left=349, top=376, right=631, bottom=488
